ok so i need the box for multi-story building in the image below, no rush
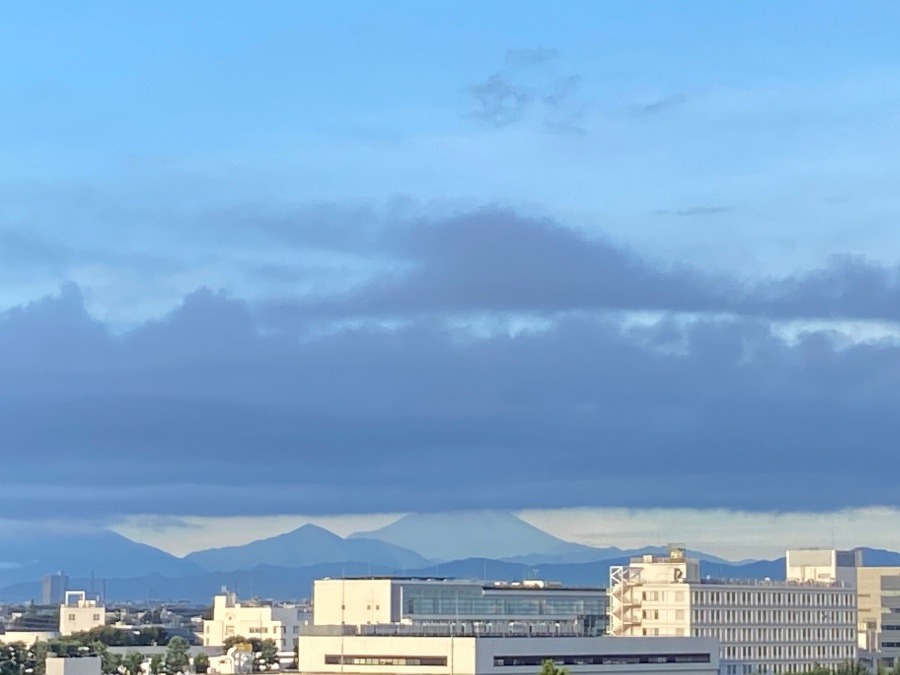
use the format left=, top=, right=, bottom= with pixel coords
left=312, top=578, right=607, bottom=635
left=301, top=575, right=718, bottom=675
left=608, top=545, right=857, bottom=675
left=201, top=591, right=310, bottom=654
left=59, top=591, right=106, bottom=636
left=857, top=566, right=900, bottom=669
left=42, top=572, right=69, bottom=606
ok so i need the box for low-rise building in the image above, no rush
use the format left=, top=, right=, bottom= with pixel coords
left=0, top=630, right=60, bottom=645
left=608, top=545, right=857, bottom=675
left=59, top=591, right=106, bottom=636
left=202, top=591, right=309, bottom=654
left=298, top=627, right=719, bottom=675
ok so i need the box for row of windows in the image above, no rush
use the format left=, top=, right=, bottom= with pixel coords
left=491, top=653, right=711, bottom=667
left=402, top=588, right=605, bottom=618
left=692, top=609, right=854, bottom=625
left=695, top=626, right=854, bottom=643
left=325, top=656, right=447, bottom=667
left=724, top=663, right=846, bottom=675
left=715, top=642, right=855, bottom=660
left=692, top=590, right=854, bottom=607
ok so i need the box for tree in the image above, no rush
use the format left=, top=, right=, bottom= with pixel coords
left=253, top=640, right=278, bottom=672
left=538, top=660, right=568, bottom=675
left=192, top=653, right=209, bottom=675
left=122, top=652, right=145, bottom=675
left=149, top=655, right=163, bottom=675
left=164, top=637, right=191, bottom=675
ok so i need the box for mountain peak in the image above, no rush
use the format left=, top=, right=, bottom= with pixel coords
left=349, top=510, right=573, bottom=560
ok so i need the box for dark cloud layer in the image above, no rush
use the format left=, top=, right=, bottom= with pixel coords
left=2, top=244, right=900, bottom=519
left=263, top=208, right=900, bottom=324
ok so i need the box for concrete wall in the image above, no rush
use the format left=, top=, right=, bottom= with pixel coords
left=298, top=634, right=719, bottom=675
left=45, top=657, right=101, bottom=675
left=313, top=580, right=394, bottom=626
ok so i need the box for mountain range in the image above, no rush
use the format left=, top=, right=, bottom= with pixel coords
left=2, top=511, right=899, bottom=603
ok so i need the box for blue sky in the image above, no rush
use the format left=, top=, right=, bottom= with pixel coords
left=4, top=1, right=900, bottom=553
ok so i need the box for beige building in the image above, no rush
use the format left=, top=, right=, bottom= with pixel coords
left=202, top=591, right=310, bottom=653
left=59, top=591, right=105, bottom=636
left=299, top=629, right=719, bottom=675
left=857, top=566, right=900, bottom=667
left=608, top=546, right=857, bottom=675
left=0, top=630, right=60, bottom=645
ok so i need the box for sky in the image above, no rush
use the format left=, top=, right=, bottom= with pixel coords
left=4, top=1, right=900, bottom=558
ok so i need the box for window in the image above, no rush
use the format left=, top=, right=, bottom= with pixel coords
left=326, top=656, right=448, bottom=667
left=68, top=614, right=75, bottom=621
left=93, top=614, right=100, bottom=621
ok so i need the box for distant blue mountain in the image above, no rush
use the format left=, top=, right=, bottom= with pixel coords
left=0, top=528, right=200, bottom=589
left=0, top=554, right=789, bottom=604
left=185, top=524, right=428, bottom=572
left=350, top=511, right=592, bottom=561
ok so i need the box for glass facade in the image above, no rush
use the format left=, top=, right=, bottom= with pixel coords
left=399, top=583, right=607, bottom=635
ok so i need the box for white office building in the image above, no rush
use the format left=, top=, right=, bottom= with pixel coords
left=298, top=630, right=719, bottom=675
left=202, top=591, right=310, bottom=654
left=59, top=591, right=105, bottom=636
left=312, top=577, right=607, bottom=635
left=608, top=545, right=857, bottom=675
left=302, top=576, right=718, bottom=675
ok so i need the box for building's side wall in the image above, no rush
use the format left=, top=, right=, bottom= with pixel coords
left=298, top=635, right=717, bottom=675
left=298, top=634, right=473, bottom=675
left=313, top=580, right=394, bottom=626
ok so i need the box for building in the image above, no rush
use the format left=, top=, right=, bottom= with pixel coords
left=42, top=572, right=69, bottom=606
left=45, top=656, right=101, bottom=675
left=302, top=576, right=717, bottom=675
left=0, top=630, right=60, bottom=645
left=59, top=591, right=106, bottom=636
left=857, top=566, right=900, bottom=668
left=608, top=545, right=857, bottom=675
left=298, top=627, right=719, bottom=675
left=201, top=591, right=310, bottom=654
left=312, top=578, right=608, bottom=635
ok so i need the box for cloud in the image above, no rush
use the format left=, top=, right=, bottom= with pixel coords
left=653, top=206, right=734, bottom=217
left=2, top=271, right=900, bottom=520
left=632, top=92, right=690, bottom=115
left=464, top=51, right=584, bottom=132
left=464, top=73, right=535, bottom=127
left=505, top=48, right=560, bottom=69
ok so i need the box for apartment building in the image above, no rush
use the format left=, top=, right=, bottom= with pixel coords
left=608, top=546, right=857, bottom=675
left=59, top=591, right=105, bottom=636
left=312, top=577, right=607, bottom=635
left=202, top=591, right=310, bottom=653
